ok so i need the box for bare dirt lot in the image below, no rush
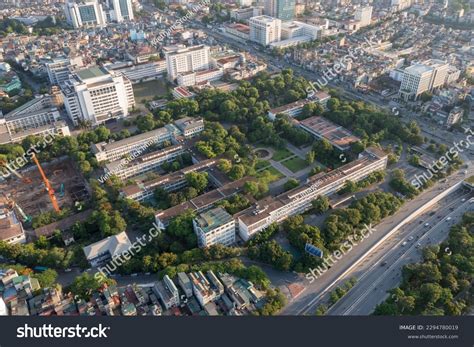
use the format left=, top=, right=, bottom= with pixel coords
left=0, top=158, right=88, bottom=217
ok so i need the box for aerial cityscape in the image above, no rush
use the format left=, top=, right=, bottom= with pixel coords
left=0, top=0, right=472, bottom=322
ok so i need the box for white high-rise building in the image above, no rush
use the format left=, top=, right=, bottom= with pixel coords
left=106, top=0, right=134, bottom=22
left=354, top=6, right=372, bottom=27
left=61, top=66, right=135, bottom=126
left=165, top=45, right=210, bottom=81
left=398, top=59, right=451, bottom=101
left=249, top=15, right=281, bottom=46
left=64, top=0, right=107, bottom=28
left=46, top=56, right=83, bottom=86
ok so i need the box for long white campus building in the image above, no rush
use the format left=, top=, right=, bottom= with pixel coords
left=120, top=159, right=217, bottom=202
left=0, top=95, right=70, bottom=144
left=92, top=126, right=177, bottom=162
left=104, top=60, right=167, bottom=84
left=61, top=66, right=135, bottom=126
left=104, top=144, right=186, bottom=180
left=92, top=117, right=204, bottom=162
left=236, top=147, right=388, bottom=241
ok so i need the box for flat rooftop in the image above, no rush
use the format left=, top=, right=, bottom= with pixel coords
left=299, top=116, right=360, bottom=149
left=269, top=99, right=312, bottom=115
left=93, top=127, right=171, bottom=154
left=195, top=207, right=233, bottom=234
left=76, top=66, right=108, bottom=81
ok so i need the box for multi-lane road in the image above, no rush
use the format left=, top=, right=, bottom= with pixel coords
left=280, top=168, right=472, bottom=315
left=327, top=190, right=473, bottom=315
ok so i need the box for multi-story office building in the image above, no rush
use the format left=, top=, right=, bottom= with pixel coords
left=236, top=147, right=388, bottom=241
left=193, top=207, right=236, bottom=248
left=281, top=21, right=322, bottom=40
left=61, top=66, right=135, bottom=126
left=1, top=95, right=61, bottom=135
left=398, top=59, right=451, bottom=101
left=104, top=144, right=186, bottom=180
left=104, top=60, right=166, bottom=84
left=264, top=0, right=295, bottom=20
left=230, top=7, right=263, bottom=22
left=105, top=0, right=134, bottom=22
left=249, top=15, right=282, bottom=46
left=46, top=56, right=83, bottom=86
left=176, top=68, right=224, bottom=87
left=165, top=45, right=210, bottom=81
left=64, top=0, right=107, bottom=28
left=354, top=6, right=372, bottom=27
left=92, top=126, right=175, bottom=162
left=0, top=95, right=71, bottom=144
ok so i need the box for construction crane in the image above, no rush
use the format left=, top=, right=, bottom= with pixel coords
left=31, top=153, right=60, bottom=213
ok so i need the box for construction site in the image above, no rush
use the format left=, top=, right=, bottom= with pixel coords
left=0, top=158, right=89, bottom=218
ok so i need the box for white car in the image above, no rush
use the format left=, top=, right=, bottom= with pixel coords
left=408, top=236, right=414, bottom=241
left=461, top=198, right=466, bottom=202
left=424, top=223, right=430, bottom=227
left=446, top=217, right=452, bottom=221
left=402, top=241, right=408, bottom=246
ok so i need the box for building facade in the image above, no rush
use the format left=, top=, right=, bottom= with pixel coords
left=354, top=6, right=372, bottom=27
left=64, top=0, right=107, bottom=28
left=61, top=66, right=135, bottom=126
left=165, top=45, right=210, bottom=81
left=193, top=207, right=236, bottom=248
left=249, top=15, right=282, bottom=46
left=264, top=0, right=295, bottom=20
left=398, top=59, right=451, bottom=101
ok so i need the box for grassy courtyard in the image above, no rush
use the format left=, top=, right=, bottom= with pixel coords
left=271, top=148, right=293, bottom=161
left=281, top=157, right=308, bottom=173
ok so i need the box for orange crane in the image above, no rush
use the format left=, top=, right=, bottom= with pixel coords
left=31, top=153, right=60, bottom=213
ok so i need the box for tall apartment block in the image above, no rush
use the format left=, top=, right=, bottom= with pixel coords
left=165, top=45, right=210, bottom=81
left=105, top=0, right=134, bottom=22
left=64, top=0, right=107, bottom=28
left=264, top=0, right=295, bottom=20
left=249, top=15, right=282, bottom=46
left=354, top=6, right=372, bottom=27
left=61, top=66, right=135, bottom=126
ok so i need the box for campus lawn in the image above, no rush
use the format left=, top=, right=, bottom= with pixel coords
left=133, top=79, right=168, bottom=101
left=256, top=159, right=271, bottom=170
left=257, top=166, right=284, bottom=183
left=281, top=157, right=308, bottom=173
left=271, top=148, right=293, bottom=161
